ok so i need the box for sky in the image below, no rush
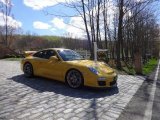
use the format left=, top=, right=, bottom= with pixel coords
left=0, top=0, right=85, bottom=38
left=0, top=0, right=160, bottom=38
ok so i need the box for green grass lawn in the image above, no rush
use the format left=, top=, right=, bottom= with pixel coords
left=121, top=58, right=158, bottom=75
left=143, top=58, right=158, bottom=75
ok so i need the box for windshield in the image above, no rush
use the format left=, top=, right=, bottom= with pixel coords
left=57, top=50, right=84, bottom=61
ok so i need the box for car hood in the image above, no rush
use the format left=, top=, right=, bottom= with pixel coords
left=67, top=60, right=114, bottom=74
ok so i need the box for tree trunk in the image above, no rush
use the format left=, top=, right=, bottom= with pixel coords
left=116, top=0, right=124, bottom=69
left=81, top=0, right=93, bottom=58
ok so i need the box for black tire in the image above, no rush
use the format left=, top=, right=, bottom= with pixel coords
left=23, top=62, right=33, bottom=77
left=66, top=69, right=84, bottom=89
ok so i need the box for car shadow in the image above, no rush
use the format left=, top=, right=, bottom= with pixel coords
left=10, top=74, right=119, bottom=99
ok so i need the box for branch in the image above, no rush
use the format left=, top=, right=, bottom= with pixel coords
left=42, top=10, right=81, bottom=18
left=123, top=0, right=153, bottom=28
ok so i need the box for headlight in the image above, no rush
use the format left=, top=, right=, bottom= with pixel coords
left=88, top=67, right=99, bottom=75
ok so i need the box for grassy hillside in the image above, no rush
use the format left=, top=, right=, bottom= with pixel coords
left=41, top=35, right=61, bottom=41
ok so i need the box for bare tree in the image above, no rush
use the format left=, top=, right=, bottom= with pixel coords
left=0, top=0, right=12, bottom=46
left=43, top=0, right=160, bottom=69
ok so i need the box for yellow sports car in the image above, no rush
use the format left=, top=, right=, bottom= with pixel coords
left=21, top=48, right=117, bottom=88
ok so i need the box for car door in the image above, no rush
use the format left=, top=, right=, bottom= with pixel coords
left=32, top=50, right=48, bottom=76
left=38, top=50, right=65, bottom=81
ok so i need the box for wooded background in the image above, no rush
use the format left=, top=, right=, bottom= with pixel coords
left=0, top=0, right=160, bottom=70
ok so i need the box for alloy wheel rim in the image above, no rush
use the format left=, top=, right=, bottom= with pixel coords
left=67, top=71, right=82, bottom=88
left=24, top=64, right=32, bottom=75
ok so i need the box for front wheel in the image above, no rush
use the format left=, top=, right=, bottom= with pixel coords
left=66, top=70, right=84, bottom=89
left=23, top=63, right=33, bottom=77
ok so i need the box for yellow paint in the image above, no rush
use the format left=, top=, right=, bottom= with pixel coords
left=21, top=48, right=117, bottom=88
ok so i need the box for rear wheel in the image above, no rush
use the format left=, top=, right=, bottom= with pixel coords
left=66, top=70, right=83, bottom=89
left=23, top=63, right=33, bottom=77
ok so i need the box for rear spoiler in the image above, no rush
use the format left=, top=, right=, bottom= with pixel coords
left=24, top=51, right=36, bottom=57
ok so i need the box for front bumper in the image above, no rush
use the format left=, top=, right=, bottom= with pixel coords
left=97, top=76, right=117, bottom=87
left=84, top=73, right=118, bottom=88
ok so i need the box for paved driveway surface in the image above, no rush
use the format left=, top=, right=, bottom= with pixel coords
left=0, top=60, right=145, bottom=120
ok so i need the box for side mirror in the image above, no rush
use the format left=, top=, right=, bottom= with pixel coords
left=49, top=56, right=59, bottom=62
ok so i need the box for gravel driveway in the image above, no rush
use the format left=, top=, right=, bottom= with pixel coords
left=0, top=60, right=145, bottom=120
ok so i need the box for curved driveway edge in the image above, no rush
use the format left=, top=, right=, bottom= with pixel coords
left=0, top=60, right=145, bottom=120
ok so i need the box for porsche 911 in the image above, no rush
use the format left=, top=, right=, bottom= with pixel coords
left=21, top=48, right=117, bottom=88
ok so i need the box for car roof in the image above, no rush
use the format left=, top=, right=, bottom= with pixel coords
left=43, top=48, right=70, bottom=51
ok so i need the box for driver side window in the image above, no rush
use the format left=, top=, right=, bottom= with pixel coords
left=33, top=50, right=56, bottom=59
left=33, top=51, right=43, bottom=58
left=44, top=50, right=56, bottom=59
